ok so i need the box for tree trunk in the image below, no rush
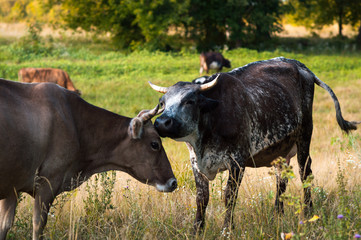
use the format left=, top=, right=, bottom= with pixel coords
left=338, top=11, right=343, bottom=37
left=356, top=21, right=361, bottom=48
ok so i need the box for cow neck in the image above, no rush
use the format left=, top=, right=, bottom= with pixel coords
left=74, top=98, right=131, bottom=176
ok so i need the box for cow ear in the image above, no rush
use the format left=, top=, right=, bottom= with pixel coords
left=128, top=118, right=144, bottom=139
left=199, top=95, right=219, bottom=113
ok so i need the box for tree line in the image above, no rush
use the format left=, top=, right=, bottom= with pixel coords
left=1, top=0, right=361, bottom=51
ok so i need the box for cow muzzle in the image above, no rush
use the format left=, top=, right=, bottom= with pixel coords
left=154, top=116, right=182, bottom=138
left=156, top=177, right=177, bottom=192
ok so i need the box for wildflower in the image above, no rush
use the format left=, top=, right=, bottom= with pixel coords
left=355, top=234, right=361, bottom=238
left=308, top=215, right=320, bottom=222
left=337, top=214, right=344, bottom=219
left=299, top=221, right=304, bottom=225
left=281, top=232, right=294, bottom=240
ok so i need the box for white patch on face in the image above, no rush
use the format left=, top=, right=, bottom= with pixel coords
left=194, top=77, right=208, bottom=84
left=209, top=61, right=221, bottom=69
left=163, top=90, right=188, bottom=116
left=161, top=89, right=199, bottom=142
left=155, top=183, right=168, bottom=192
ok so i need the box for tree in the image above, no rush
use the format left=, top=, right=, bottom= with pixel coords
left=184, top=0, right=285, bottom=51
left=287, top=0, right=355, bottom=38
left=59, top=0, right=188, bottom=50
left=242, top=0, right=284, bottom=46
left=2, top=0, right=286, bottom=51
left=347, top=1, right=361, bottom=47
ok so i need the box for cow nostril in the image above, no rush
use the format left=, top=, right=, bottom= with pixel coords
left=164, top=118, right=172, bottom=127
left=169, top=178, right=177, bottom=191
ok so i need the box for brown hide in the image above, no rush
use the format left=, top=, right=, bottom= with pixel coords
left=18, top=68, right=81, bottom=95
left=0, top=79, right=176, bottom=240
left=199, top=52, right=231, bottom=74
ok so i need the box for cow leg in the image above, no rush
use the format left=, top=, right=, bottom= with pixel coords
left=274, top=166, right=288, bottom=213
left=32, top=185, right=56, bottom=240
left=223, top=165, right=244, bottom=229
left=274, top=146, right=296, bottom=213
left=297, top=127, right=313, bottom=214
left=186, top=143, right=209, bottom=233
left=0, top=192, right=18, bottom=240
left=192, top=166, right=209, bottom=233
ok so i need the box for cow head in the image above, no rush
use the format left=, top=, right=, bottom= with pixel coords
left=74, top=89, right=82, bottom=96
left=127, top=105, right=177, bottom=192
left=149, top=75, right=219, bottom=144
left=223, top=58, right=231, bottom=68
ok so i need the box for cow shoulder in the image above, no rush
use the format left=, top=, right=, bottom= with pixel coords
left=201, top=74, right=249, bottom=141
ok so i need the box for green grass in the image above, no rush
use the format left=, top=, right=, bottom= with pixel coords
left=1, top=35, right=361, bottom=239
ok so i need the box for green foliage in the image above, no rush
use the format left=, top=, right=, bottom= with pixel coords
left=83, top=171, right=117, bottom=231
left=1, top=0, right=287, bottom=51
left=286, top=0, right=360, bottom=38
left=59, top=0, right=189, bottom=51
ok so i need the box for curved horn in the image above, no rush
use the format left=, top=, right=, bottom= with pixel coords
left=148, top=81, right=168, bottom=94
left=137, top=104, right=160, bottom=122
left=199, top=74, right=220, bottom=91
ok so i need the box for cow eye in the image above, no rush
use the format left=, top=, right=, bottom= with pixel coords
left=151, top=141, right=160, bottom=151
left=185, top=100, right=195, bottom=105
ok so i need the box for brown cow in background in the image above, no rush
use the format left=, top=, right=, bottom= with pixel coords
left=18, top=68, right=81, bottom=95
left=199, top=52, right=231, bottom=75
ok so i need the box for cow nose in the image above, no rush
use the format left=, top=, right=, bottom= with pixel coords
left=164, top=118, right=173, bottom=127
left=155, top=117, right=173, bottom=129
left=168, top=178, right=177, bottom=191
left=155, top=117, right=175, bottom=135
left=156, top=178, right=177, bottom=192
left=165, top=178, right=177, bottom=192
left=154, top=116, right=182, bottom=138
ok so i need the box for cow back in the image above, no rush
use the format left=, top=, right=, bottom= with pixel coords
left=200, top=60, right=307, bottom=155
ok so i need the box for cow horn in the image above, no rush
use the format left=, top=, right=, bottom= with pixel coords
left=137, top=104, right=160, bottom=122
left=148, top=81, right=168, bottom=94
left=199, top=74, right=220, bottom=91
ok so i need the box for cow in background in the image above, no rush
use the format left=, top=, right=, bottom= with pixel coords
left=18, top=68, right=81, bottom=95
left=199, top=52, right=231, bottom=74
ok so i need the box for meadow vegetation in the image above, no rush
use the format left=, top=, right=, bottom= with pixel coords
left=0, top=32, right=361, bottom=239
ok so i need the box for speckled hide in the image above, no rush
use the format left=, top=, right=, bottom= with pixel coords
left=151, top=57, right=360, bottom=231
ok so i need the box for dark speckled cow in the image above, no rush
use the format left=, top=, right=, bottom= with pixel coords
left=149, top=57, right=361, bottom=231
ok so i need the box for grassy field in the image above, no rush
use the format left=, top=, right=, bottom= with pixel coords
left=0, top=34, right=361, bottom=239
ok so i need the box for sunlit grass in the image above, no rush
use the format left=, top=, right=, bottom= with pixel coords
left=1, top=36, right=361, bottom=239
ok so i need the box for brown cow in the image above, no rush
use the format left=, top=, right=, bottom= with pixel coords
left=199, top=52, right=231, bottom=75
left=18, top=68, right=81, bottom=95
left=0, top=78, right=177, bottom=240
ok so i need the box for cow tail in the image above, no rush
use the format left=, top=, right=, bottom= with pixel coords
left=314, top=76, right=360, bottom=133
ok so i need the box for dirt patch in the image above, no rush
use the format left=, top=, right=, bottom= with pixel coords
left=0, top=22, right=88, bottom=39
left=277, top=24, right=357, bottom=38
